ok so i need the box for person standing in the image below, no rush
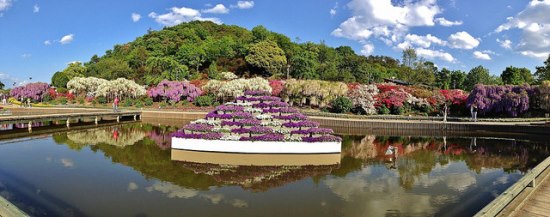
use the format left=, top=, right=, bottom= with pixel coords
left=113, top=95, right=119, bottom=112
left=472, top=105, right=478, bottom=122
left=1, top=95, right=6, bottom=105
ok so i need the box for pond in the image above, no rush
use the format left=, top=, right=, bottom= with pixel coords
left=0, top=121, right=548, bottom=217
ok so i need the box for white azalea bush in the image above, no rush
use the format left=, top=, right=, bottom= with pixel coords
left=96, top=78, right=146, bottom=100
left=282, top=79, right=348, bottom=108
left=221, top=72, right=238, bottom=80
left=203, top=77, right=272, bottom=101
left=348, top=84, right=379, bottom=115
left=67, top=77, right=108, bottom=96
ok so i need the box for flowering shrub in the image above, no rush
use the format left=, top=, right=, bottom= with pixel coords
left=203, top=78, right=272, bottom=100
left=269, top=80, right=285, bottom=96
left=377, top=89, right=409, bottom=109
left=147, top=80, right=202, bottom=103
left=220, top=72, right=238, bottom=80
left=538, top=81, right=550, bottom=112
left=67, top=77, right=108, bottom=96
left=216, top=105, right=245, bottom=112
left=96, top=78, right=146, bottom=100
left=10, top=82, right=50, bottom=101
left=282, top=79, right=348, bottom=108
left=282, top=120, right=319, bottom=128
left=467, top=84, right=534, bottom=117
left=440, top=89, right=468, bottom=105
left=348, top=84, right=379, bottom=114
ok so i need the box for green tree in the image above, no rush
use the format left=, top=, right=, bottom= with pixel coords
left=289, top=45, right=319, bottom=79
left=464, top=65, right=492, bottom=91
left=436, top=68, right=452, bottom=89
left=450, top=70, right=467, bottom=89
left=535, top=54, right=550, bottom=83
left=251, top=25, right=271, bottom=42
left=177, top=44, right=206, bottom=73
left=52, top=62, right=86, bottom=88
left=0, top=81, right=4, bottom=90
left=402, top=47, right=417, bottom=68
left=146, top=57, right=189, bottom=84
left=500, top=66, right=534, bottom=85
left=245, top=41, right=287, bottom=76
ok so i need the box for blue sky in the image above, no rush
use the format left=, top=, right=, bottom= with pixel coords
left=1, top=0, right=549, bottom=87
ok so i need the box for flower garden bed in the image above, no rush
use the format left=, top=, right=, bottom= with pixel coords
left=171, top=90, right=342, bottom=154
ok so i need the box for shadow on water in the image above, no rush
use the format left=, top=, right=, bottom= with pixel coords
left=0, top=119, right=548, bottom=216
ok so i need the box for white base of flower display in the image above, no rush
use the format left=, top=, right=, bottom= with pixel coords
left=171, top=138, right=341, bottom=154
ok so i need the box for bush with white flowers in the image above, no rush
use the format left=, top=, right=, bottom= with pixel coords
left=96, top=78, right=146, bottom=100
left=67, top=77, right=108, bottom=96
left=348, top=84, right=379, bottom=115
left=203, top=77, right=272, bottom=101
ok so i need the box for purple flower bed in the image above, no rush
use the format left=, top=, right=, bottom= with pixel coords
left=231, top=111, right=253, bottom=119
left=239, top=119, right=261, bottom=126
left=183, top=123, right=213, bottom=132
left=262, top=108, right=280, bottom=113
left=249, top=126, right=274, bottom=134
left=221, top=121, right=241, bottom=127
left=279, top=107, right=298, bottom=113
left=216, top=105, right=244, bottom=112
left=240, top=133, right=285, bottom=141
left=252, top=102, right=270, bottom=108
left=171, top=132, right=223, bottom=140
left=282, top=120, right=320, bottom=128
left=231, top=128, right=251, bottom=134
left=237, top=96, right=259, bottom=101
left=276, top=113, right=308, bottom=121
left=259, top=96, right=281, bottom=102
left=244, top=90, right=271, bottom=96
left=302, top=135, right=342, bottom=143
left=206, top=112, right=233, bottom=119
left=268, top=101, right=289, bottom=108
left=307, top=128, right=334, bottom=134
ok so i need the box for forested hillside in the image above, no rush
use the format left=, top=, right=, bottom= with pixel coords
left=51, top=21, right=548, bottom=91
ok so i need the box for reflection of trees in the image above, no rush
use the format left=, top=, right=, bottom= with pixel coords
left=179, top=162, right=338, bottom=192
left=338, top=135, right=550, bottom=189
left=52, top=123, right=178, bottom=150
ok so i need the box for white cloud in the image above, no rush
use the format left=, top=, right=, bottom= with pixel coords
left=473, top=51, right=491, bottom=60
left=360, top=43, right=374, bottom=56
left=60, top=158, right=74, bottom=168
left=495, top=0, right=550, bottom=60
left=403, top=33, right=446, bottom=48
left=21, top=53, right=31, bottom=58
left=447, top=31, right=479, bottom=49
left=330, top=2, right=338, bottom=17
left=434, top=17, right=462, bottom=26
left=33, top=4, right=39, bottom=13
left=131, top=13, right=141, bottom=22
left=0, top=0, right=12, bottom=11
left=416, top=48, right=455, bottom=62
left=202, top=4, right=229, bottom=14
left=233, top=1, right=254, bottom=9
left=60, top=34, right=74, bottom=44
left=332, top=0, right=442, bottom=42
left=127, top=182, right=138, bottom=192
left=496, top=38, right=512, bottom=49
left=149, top=7, right=221, bottom=26
left=44, top=40, right=51, bottom=45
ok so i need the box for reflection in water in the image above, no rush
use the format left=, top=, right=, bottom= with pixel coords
left=0, top=122, right=547, bottom=217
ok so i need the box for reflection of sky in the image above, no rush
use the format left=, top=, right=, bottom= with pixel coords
left=322, top=161, right=519, bottom=217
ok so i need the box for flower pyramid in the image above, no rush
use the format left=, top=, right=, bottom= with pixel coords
left=172, top=90, right=342, bottom=143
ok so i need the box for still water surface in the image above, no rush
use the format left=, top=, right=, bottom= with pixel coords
left=0, top=122, right=548, bottom=217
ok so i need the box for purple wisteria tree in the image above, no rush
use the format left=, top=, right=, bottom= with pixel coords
left=466, top=84, right=537, bottom=117
left=10, top=82, right=50, bottom=101
left=147, top=80, right=202, bottom=103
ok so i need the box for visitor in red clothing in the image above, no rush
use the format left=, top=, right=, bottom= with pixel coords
left=113, top=95, right=119, bottom=112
